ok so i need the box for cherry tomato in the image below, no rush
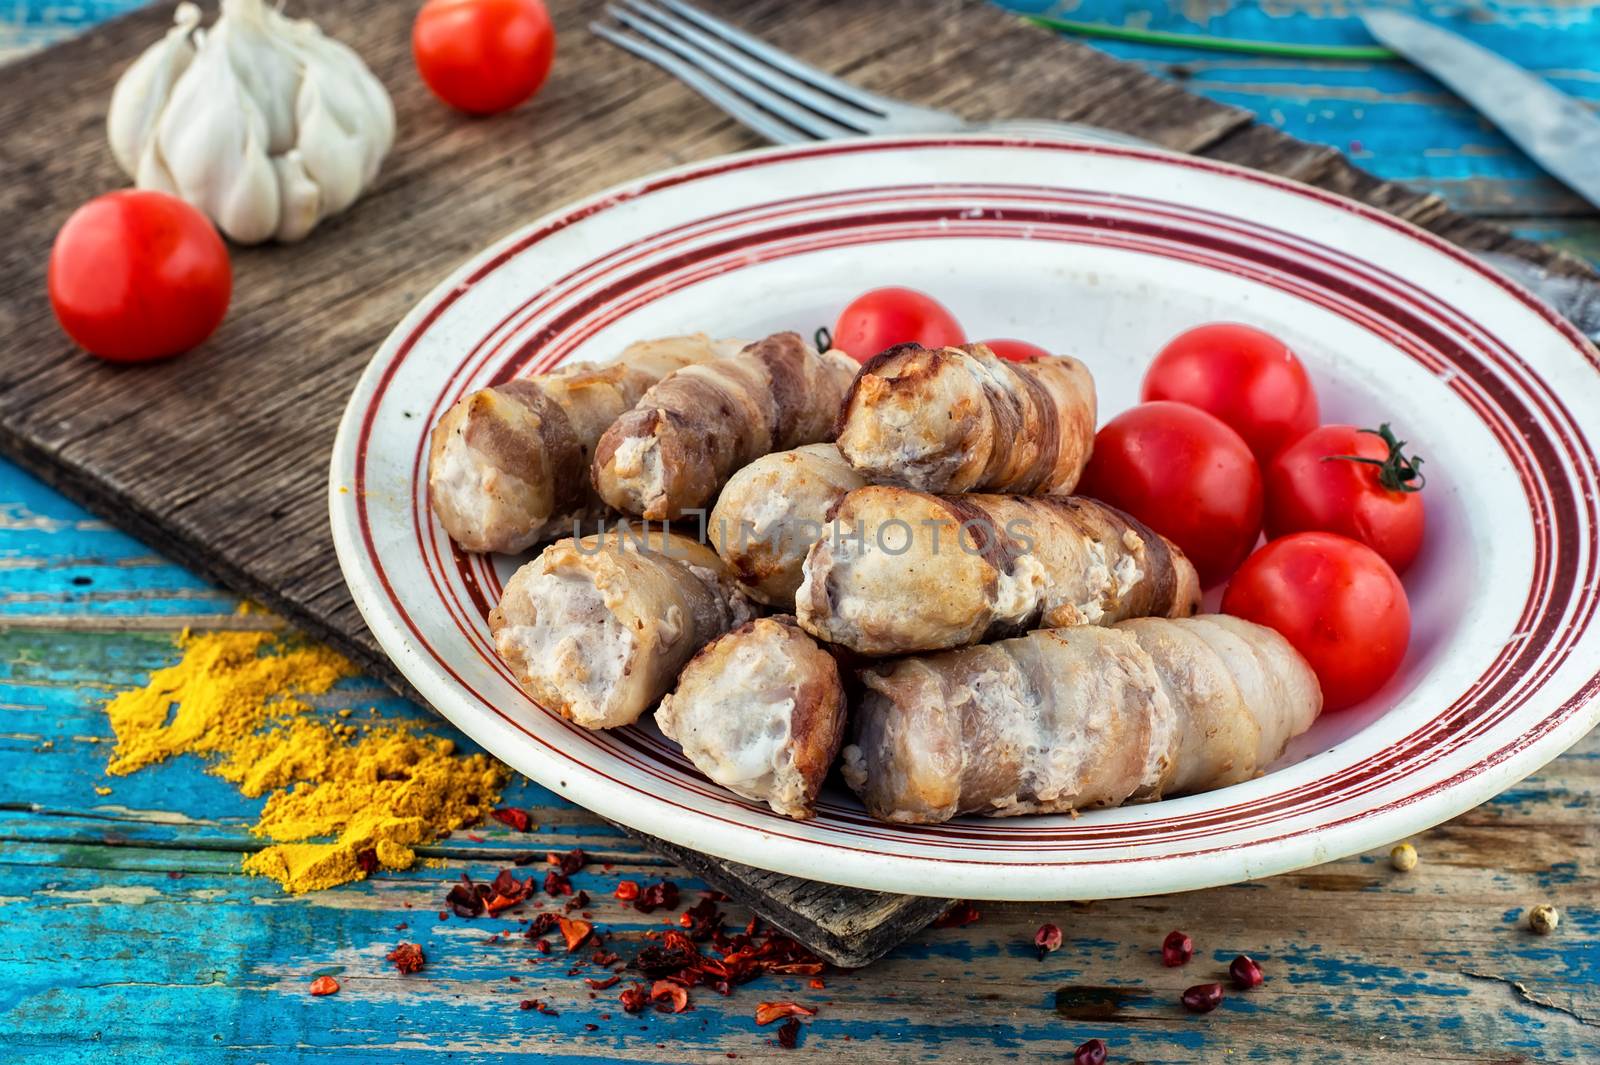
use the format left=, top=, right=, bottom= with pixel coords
left=1142, top=322, right=1319, bottom=461
left=1078, top=401, right=1263, bottom=588
left=832, top=287, right=963, bottom=362
left=978, top=338, right=1051, bottom=362
left=1265, top=423, right=1426, bottom=573
left=413, top=0, right=556, bottom=115
left=1222, top=532, right=1410, bottom=711
left=48, top=190, right=231, bottom=363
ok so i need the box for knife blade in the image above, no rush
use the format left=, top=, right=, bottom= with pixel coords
left=1476, top=252, right=1600, bottom=343
left=1361, top=10, right=1600, bottom=213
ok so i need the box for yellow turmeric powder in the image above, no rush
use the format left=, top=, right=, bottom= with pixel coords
left=103, top=629, right=508, bottom=893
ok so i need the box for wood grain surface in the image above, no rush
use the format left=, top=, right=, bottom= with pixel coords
left=3, top=466, right=1598, bottom=1062
left=2, top=0, right=1598, bottom=980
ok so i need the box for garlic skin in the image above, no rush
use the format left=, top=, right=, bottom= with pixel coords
left=107, top=0, right=395, bottom=244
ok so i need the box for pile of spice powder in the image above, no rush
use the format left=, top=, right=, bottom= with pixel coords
left=103, top=628, right=509, bottom=893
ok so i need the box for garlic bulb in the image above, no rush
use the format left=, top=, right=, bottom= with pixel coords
left=107, top=0, right=395, bottom=244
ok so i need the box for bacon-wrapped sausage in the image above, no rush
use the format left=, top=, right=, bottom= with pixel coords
left=708, top=444, right=866, bottom=609
left=489, top=525, right=756, bottom=730
left=795, top=486, right=1200, bottom=656
left=842, top=616, right=1321, bottom=824
left=834, top=342, right=1095, bottom=495
left=656, top=616, right=846, bottom=820
left=429, top=335, right=744, bottom=553
left=593, top=332, right=859, bottom=521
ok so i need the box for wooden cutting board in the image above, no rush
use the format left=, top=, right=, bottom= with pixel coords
left=1, top=0, right=1592, bottom=967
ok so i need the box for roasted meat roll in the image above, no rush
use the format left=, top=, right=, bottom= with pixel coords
left=708, top=443, right=867, bottom=609
left=489, top=525, right=757, bottom=730
left=429, top=334, right=744, bottom=553
left=834, top=342, right=1096, bottom=495
left=656, top=616, right=846, bottom=820
left=593, top=332, right=859, bottom=521
left=795, top=486, right=1200, bottom=656
left=842, top=615, right=1321, bottom=823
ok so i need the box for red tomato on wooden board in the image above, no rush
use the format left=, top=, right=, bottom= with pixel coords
left=48, top=190, right=231, bottom=363
left=1141, top=322, right=1319, bottom=462
left=1222, top=531, right=1410, bottom=712
left=978, top=338, right=1052, bottom=362
left=832, top=287, right=963, bottom=362
left=1078, top=401, right=1263, bottom=588
left=1265, top=423, right=1426, bottom=573
left=413, top=0, right=556, bottom=115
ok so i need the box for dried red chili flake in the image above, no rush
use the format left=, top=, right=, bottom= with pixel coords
left=1034, top=923, right=1064, bottom=960
left=518, top=999, right=539, bottom=1011
left=563, top=890, right=591, bottom=912
left=1181, top=982, right=1224, bottom=1013
left=680, top=896, right=724, bottom=940
left=633, top=941, right=701, bottom=977
left=1073, top=1037, right=1107, bottom=1065
left=557, top=915, right=594, bottom=952
left=546, top=848, right=588, bottom=876
left=526, top=912, right=558, bottom=938
left=933, top=901, right=981, bottom=928
left=534, top=939, right=552, bottom=954
left=491, top=807, right=532, bottom=832
left=1162, top=930, right=1194, bottom=967
left=755, top=1002, right=816, bottom=1026
left=592, top=949, right=619, bottom=966
left=586, top=975, right=622, bottom=990
left=650, top=980, right=690, bottom=1013
left=634, top=879, right=681, bottom=914
left=619, top=984, right=650, bottom=1014
left=777, top=1018, right=800, bottom=1049
left=808, top=978, right=825, bottom=991
left=355, top=848, right=379, bottom=875
left=614, top=880, right=641, bottom=902
left=386, top=942, right=426, bottom=975
left=1229, top=954, right=1264, bottom=990
left=544, top=870, right=573, bottom=897
left=309, top=976, right=340, bottom=997
left=445, top=874, right=488, bottom=918
left=585, top=1023, right=599, bottom=1032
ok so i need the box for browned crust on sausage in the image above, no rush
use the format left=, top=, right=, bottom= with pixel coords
left=770, top=617, right=847, bottom=817
left=929, top=494, right=1025, bottom=575
left=831, top=342, right=925, bottom=438
left=1008, top=356, right=1062, bottom=494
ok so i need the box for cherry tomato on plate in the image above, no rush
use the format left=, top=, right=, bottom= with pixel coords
left=413, top=0, right=556, bottom=115
left=832, top=287, right=963, bottom=362
left=1265, top=423, right=1426, bottom=573
left=1078, top=401, right=1263, bottom=588
left=1142, top=322, right=1319, bottom=461
left=1222, top=531, right=1409, bottom=712
left=48, top=190, right=231, bottom=363
left=978, top=338, right=1052, bottom=362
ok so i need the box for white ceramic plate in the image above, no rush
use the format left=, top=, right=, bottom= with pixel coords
left=330, top=137, right=1600, bottom=900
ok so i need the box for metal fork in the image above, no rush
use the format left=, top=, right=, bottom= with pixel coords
left=589, top=0, right=1153, bottom=149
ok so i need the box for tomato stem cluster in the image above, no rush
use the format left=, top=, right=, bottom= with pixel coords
left=1323, top=423, right=1425, bottom=494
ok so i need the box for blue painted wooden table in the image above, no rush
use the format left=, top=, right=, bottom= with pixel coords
left=3, top=2, right=1597, bottom=1062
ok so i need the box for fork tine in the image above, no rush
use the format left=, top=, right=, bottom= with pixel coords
left=606, top=5, right=857, bottom=140
left=590, top=21, right=808, bottom=144
left=656, top=0, right=897, bottom=116
left=622, top=0, right=874, bottom=133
